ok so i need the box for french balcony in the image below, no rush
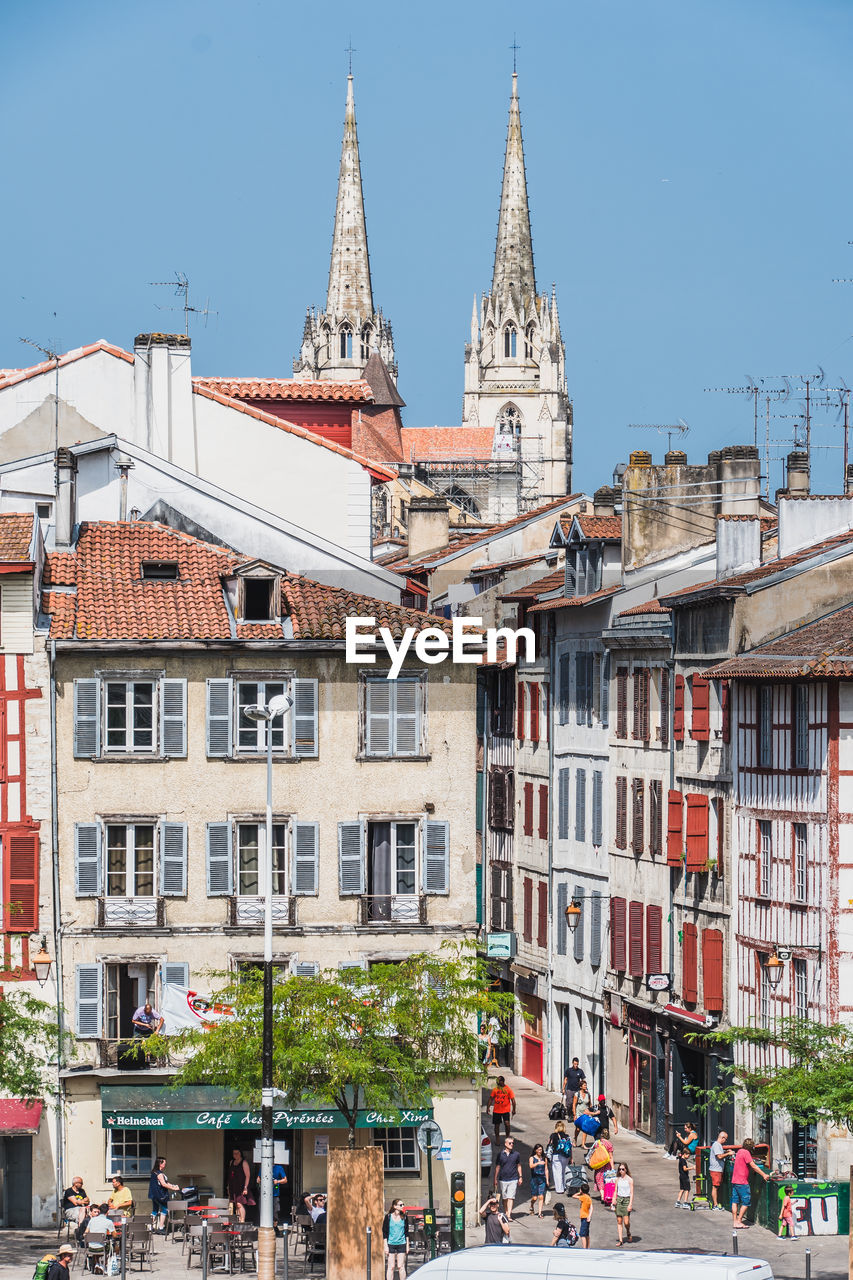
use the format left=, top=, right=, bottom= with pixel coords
left=98, top=897, right=164, bottom=928
left=358, top=894, right=427, bottom=926
left=229, top=896, right=296, bottom=927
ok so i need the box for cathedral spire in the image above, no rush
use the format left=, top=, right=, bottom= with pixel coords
left=491, top=72, right=536, bottom=313
left=326, top=74, right=374, bottom=320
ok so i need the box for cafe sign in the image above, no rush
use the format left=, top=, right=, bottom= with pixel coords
left=102, top=1107, right=433, bottom=1131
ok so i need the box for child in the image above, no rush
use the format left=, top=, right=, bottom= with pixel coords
left=572, top=1182, right=593, bottom=1248
left=676, top=1151, right=691, bottom=1208
left=780, top=1185, right=796, bottom=1238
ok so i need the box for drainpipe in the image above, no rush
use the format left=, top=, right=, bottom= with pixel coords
left=546, top=615, right=556, bottom=1092
left=481, top=681, right=490, bottom=935
left=49, top=638, right=67, bottom=1217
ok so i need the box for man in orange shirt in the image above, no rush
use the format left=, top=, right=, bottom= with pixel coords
left=572, top=1182, right=593, bottom=1248
left=488, top=1075, right=516, bottom=1138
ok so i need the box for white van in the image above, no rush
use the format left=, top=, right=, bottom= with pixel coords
left=411, top=1245, right=774, bottom=1280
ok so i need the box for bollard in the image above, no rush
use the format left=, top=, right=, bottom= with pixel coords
left=202, top=1216, right=209, bottom=1280
left=120, top=1221, right=127, bottom=1280
left=366, top=1224, right=372, bottom=1280
left=805, top=1246, right=811, bottom=1279
left=282, top=1224, right=290, bottom=1280
left=731, top=1229, right=738, bottom=1256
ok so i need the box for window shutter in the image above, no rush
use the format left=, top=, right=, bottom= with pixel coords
left=424, top=820, right=450, bottom=894
left=160, top=678, right=187, bottom=757
left=592, top=771, right=603, bottom=846
left=530, top=682, right=540, bottom=741
left=610, top=896, right=626, bottom=970
left=682, top=922, right=698, bottom=1004
left=490, top=866, right=502, bottom=931
left=489, top=767, right=506, bottom=830
left=575, top=654, right=585, bottom=725
left=720, top=679, right=730, bottom=744
left=601, top=651, right=610, bottom=727
left=75, top=963, right=103, bottom=1037
left=649, top=780, right=663, bottom=856
left=4, top=831, right=39, bottom=932
left=338, top=821, right=366, bottom=896
left=293, top=821, right=320, bottom=895
left=632, top=778, right=645, bottom=855
left=628, top=901, right=644, bottom=976
left=205, top=822, right=233, bottom=895
left=366, top=680, right=392, bottom=755
left=163, top=961, right=189, bottom=988
left=667, top=790, right=683, bottom=866
left=660, top=668, right=670, bottom=747
left=292, top=960, right=319, bottom=977
left=558, top=768, right=570, bottom=840
left=517, top=682, right=525, bottom=741
left=590, top=891, right=603, bottom=967
left=702, top=928, right=724, bottom=1012
left=615, top=776, right=627, bottom=849
left=572, top=883, right=584, bottom=962
left=537, top=882, right=548, bottom=948
left=538, top=785, right=548, bottom=839
left=292, top=678, right=319, bottom=757
left=73, top=678, right=101, bottom=757
left=685, top=794, right=710, bottom=871
left=74, top=823, right=102, bottom=897
left=206, top=679, right=233, bottom=757
left=575, top=768, right=587, bottom=841
left=616, top=668, right=628, bottom=738
left=633, top=668, right=650, bottom=741
left=523, top=877, right=533, bottom=942
left=690, top=676, right=710, bottom=740
left=394, top=678, right=420, bottom=756
left=159, top=822, right=188, bottom=896
left=559, top=654, right=570, bottom=724
left=504, top=771, right=514, bottom=831
left=646, top=905, right=663, bottom=974
left=523, top=782, right=534, bottom=836
left=556, top=883, right=568, bottom=956
left=674, top=675, right=685, bottom=741
left=542, top=683, right=550, bottom=742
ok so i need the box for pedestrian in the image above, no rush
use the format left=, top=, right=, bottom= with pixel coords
left=708, top=1129, right=729, bottom=1210
left=382, top=1198, right=409, bottom=1277
left=730, top=1138, right=770, bottom=1228
left=675, top=1150, right=691, bottom=1207
left=562, top=1057, right=586, bottom=1112
left=614, top=1162, right=634, bottom=1245
left=779, top=1185, right=797, bottom=1239
left=227, top=1147, right=254, bottom=1223
left=148, top=1158, right=178, bottom=1233
left=594, top=1093, right=618, bottom=1139
left=572, top=1181, right=593, bottom=1248
left=254, top=1162, right=288, bottom=1225
left=482, top=1016, right=500, bottom=1067
left=572, top=1082, right=595, bottom=1149
left=488, top=1075, right=516, bottom=1139
left=61, top=1176, right=90, bottom=1227
left=528, top=1143, right=549, bottom=1217
left=550, top=1202, right=578, bottom=1248
left=479, top=1192, right=511, bottom=1244
left=494, top=1135, right=523, bottom=1220
left=587, top=1135, right=614, bottom=1199
left=547, top=1119, right=573, bottom=1194
left=45, top=1247, right=74, bottom=1280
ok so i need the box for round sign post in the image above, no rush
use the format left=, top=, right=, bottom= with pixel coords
left=417, top=1120, right=443, bottom=1260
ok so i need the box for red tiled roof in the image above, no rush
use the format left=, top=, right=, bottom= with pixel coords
left=0, top=341, right=133, bottom=390
left=707, top=603, right=853, bottom=679
left=193, top=377, right=374, bottom=404
left=500, top=568, right=566, bottom=602
left=399, top=426, right=496, bottom=461
left=527, top=585, right=622, bottom=613
left=0, top=513, right=35, bottom=562
left=351, top=415, right=404, bottom=464
left=280, top=576, right=454, bottom=641
left=617, top=598, right=671, bottom=618
left=42, top=551, right=76, bottom=586
left=575, top=514, right=622, bottom=541
left=660, top=528, right=853, bottom=606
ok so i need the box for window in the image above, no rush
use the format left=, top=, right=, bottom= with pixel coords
left=373, top=1127, right=419, bottom=1173
left=649, top=780, right=662, bottom=857
left=503, top=325, right=517, bottom=358
left=523, top=782, right=534, bottom=836
left=237, top=681, right=288, bottom=753
left=758, top=685, right=773, bottom=768
left=107, top=1129, right=155, bottom=1179
left=538, top=785, right=549, bottom=840
left=557, top=768, right=570, bottom=840
left=106, top=961, right=156, bottom=1041
left=3, top=829, right=40, bottom=932
left=74, top=677, right=187, bottom=760
left=793, top=823, right=807, bottom=903
left=793, top=684, right=809, bottom=769
left=758, top=820, right=772, bottom=897
left=242, top=577, right=276, bottom=622
left=106, top=824, right=155, bottom=897
left=205, top=819, right=318, bottom=899
left=237, top=822, right=288, bottom=896
left=673, top=674, right=685, bottom=742
left=488, top=767, right=514, bottom=832
left=615, top=776, right=627, bottom=850
left=537, top=882, right=548, bottom=948
left=75, top=820, right=187, bottom=907
left=370, top=821, right=417, bottom=897
left=575, top=769, right=587, bottom=842
left=631, top=779, right=644, bottom=855
left=105, top=681, right=155, bottom=753
left=339, top=325, right=353, bottom=359
left=360, top=324, right=372, bottom=360
left=523, top=877, right=533, bottom=942
left=335, top=818, right=448, bottom=900
left=322, top=324, right=332, bottom=359
left=633, top=669, right=650, bottom=741
left=759, top=953, right=771, bottom=1029
left=363, top=675, right=424, bottom=757
left=36, top=502, right=52, bottom=521
left=524, top=322, right=535, bottom=360
left=575, top=654, right=595, bottom=726
left=206, top=677, right=317, bottom=759
left=490, top=863, right=513, bottom=931
left=794, top=958, right=808, bottom=1021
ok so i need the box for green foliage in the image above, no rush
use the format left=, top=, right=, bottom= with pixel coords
left=687, top=1018, right=853, bottom=1128
left=147, top=943, right=514, bottom=1144
left=0, top=987, right=65, bottom=1099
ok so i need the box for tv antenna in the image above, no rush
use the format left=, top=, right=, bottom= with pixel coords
left=150, top=271, right=217, bottom=335
left=19, top=334, right=61, bottom=458
left=628, top=420, right=690, bottom=452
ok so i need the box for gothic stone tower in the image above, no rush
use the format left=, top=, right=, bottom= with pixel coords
left=462, top=73, right=572, bottom=512
left=294, top=75, right=396, bottom=382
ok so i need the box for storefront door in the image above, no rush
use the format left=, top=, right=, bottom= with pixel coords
left=630, top=1034, right=653, bottom=1135
left=223, top=1130, right=297, bottom=1221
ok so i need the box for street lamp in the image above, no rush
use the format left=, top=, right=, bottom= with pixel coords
left=32, top=936, right=52, bottom=986
left=243, top=693, right=292, bottom=1280
left=763, top=953, right=785, bottom=989
left=565, top=899, right=582, bottom=933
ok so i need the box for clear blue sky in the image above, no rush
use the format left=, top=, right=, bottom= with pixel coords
left=3, top=0, right=852, bottom=497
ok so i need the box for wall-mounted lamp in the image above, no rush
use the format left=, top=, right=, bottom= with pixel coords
left=32, top=936, right=52, bottom=986
left=565, top=899, right=583, bottom=933
left=763, top=953, right=785, bottom=989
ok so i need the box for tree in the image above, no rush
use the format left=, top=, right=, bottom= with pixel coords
left=148, top=942, right=514, bottom=1148
left=0, top=985, right=65, bottom=1100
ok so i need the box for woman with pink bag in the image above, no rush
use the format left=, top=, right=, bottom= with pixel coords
left=586, top=1136, right=615, bottom=1201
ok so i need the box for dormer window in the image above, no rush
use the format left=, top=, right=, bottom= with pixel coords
left=241, top=577, right=278, bottom=622
left=141, top=561, right=179, bottom=581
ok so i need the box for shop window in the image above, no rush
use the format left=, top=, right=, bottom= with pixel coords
left=107, top=1129, right=155, bottom=1179
left=373, top=1126, right=420, bottom=1173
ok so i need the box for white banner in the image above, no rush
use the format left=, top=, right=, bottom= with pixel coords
left=161, top=985, right=234, bottom=1034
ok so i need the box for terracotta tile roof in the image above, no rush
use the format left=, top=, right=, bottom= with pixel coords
left=500, top=568, right=566, bottom=602
left=351, top=415, right=404, bottom=464
left=42, top=551, right=76, bottom=586
left=574, top=514, right=622, bottom=541
left=0, top=513, right=35, bottom=562
left=707, top=603, right=853, bottom=680
left=616, top=598, right=671, bottom=617
left=527, top=585, right=622, bottom=613
left=399, top=426, right=496, bottom=461
left=0, top=340, right=133, bottom=390
left=470, top=553, right=549, bottom=576
left=193, top=377, right=374, bottom=404
left=660, top=528, right=853, bottom=606
left=280, top=577, right=454, bottom=641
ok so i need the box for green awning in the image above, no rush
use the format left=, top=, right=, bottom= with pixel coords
left=100, top=1085, right=431, bottom=1132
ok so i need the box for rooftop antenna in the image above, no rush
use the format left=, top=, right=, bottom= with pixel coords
left=628, top=419, right=690, bottom=453
left=19, top=333, right=61, bottom=462
left=149, top=271, right=217, bottom=336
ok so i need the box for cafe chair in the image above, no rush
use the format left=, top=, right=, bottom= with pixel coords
left=126, top=1226, right=154, bottom=1272
left=306, top=1222, right=326, bottom=1274
left=184, top=1224, right=204, bottom=1267
left=82, top=1234, right=110, bottom=1274
left=206, top=1229, right=233, bottom=1274
left=231, top=1224, right=258, bottom=1272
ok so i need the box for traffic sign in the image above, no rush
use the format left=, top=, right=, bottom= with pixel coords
left=417, top=1118, right=443, bottom=1155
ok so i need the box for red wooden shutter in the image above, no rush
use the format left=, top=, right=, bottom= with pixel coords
left=523, top=877, right=533, bottom=943
left=633, top=668, right=650, bottom=741
left=667, top=790, right=683, bottom=866
left=646, top=905, right=663, bottom=973
left=720, top=680, right=730, bottom=743
left=685, top=794, right=710, bottom=871
left=660, top=668, right=670, bottom=748
left=674, top=674, right=685, bottom=741
left=537, top=882, right=548, bottom=948
left=628, top=900, right=644, bottom=976
left=616, top=668, right=628, bottom=738
left=517, top=682, right=525, bottom=741
left=4, top=830, right=39, bottom=932
left=691, top=675, right=710, bottom=740
left=702, top=928, right=724, bottom=1012
left=538, top=785, right=549, bottom=839
left=530, top=682, right=540, bottom=741
left=523, top=782, right=534, bottom=836
left=615, top=776, right=628, bottom=849
left=682, top=922, right=698, bottom=1004
left=610, top=896, right=627, bottom=970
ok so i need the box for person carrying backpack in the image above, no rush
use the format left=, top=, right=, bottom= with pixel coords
left=547, top=1120, right=573, bottom=1193
left=550, top=1202, right=578, bottom=1248
left=35, top=1250, right=67, bottom=1280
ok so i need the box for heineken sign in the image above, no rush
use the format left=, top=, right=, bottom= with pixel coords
left=102, top=1107, right=433, bottom=1131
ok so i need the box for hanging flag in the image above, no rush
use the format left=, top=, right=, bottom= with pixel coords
left=161, top=985, right=234, bottom=1033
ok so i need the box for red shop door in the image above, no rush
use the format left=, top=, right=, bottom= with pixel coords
left=521, top=1033, right=544, bottom=1086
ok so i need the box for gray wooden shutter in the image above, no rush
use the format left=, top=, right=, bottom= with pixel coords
left=601, top=652, right=610, bottom=727
left=159, top=822, right=188, bottom=896
left=558, top=768, right=570, bottom=841
left=574, top=654, right=585, bottom=725
left=424, top=820, right=450, bottom=894
left=205, top=822, right=233, bottom=895
left=592, top=771, right=603, bottom=846
left=160, top=678, right=187, bottom=757
left=74, top=823, right=102, bottom=897
left=163, top=961, right=189, bottom=988
left=585, top=656, right=594, bottom=727
left=292, top=678, right=319, bottom=758
left=206, top=679, right=232, bottom=757
left=338, top=821, right=365, bottom=895
left=575, top=769, right=587, bottom=842
left=556, top=883, right=568, bottom=956
left=573, top=883, right=585, bottom=962
left=292, top=960, right=319, bottom=977
left=293, top=821, right=320, bottom=895
left=75, top=963, right=103, bottom=1037
left=559, top=654, right=570, bottom=724
left=590, top=891, right=603, bottom=968
left=394, top=677, right=421, bottom=756
left=73, top=679, right=101, bottom=757
left=365, top=680, right=391, bottom=755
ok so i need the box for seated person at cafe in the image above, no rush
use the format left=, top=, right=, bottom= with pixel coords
left=108, top=1175, right=133, bottom=1216
left=310, top=1194, right=327, bottom=1225
left=85, top=1204, right=116, bottom=1249
left=132, top=1001, right=164, bottom=1037
left=62, top=1176, right=90, bottom=1225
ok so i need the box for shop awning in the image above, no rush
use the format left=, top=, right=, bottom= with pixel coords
left=100, top=1086, right=431, bottom=1132
left=662, top=1003, right=718, bottom=1029
left=0, top=1099, right=43, bottom=1135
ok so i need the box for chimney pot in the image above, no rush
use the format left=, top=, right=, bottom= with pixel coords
left=786, top=450, right=810, bottom=496
left=664, top=450, right=687, bottom=466
left=593, top=485, right=618, bottom=518
left=629, top=450, right=652, bottom=467
left=406, top=496, right=450, bottom=560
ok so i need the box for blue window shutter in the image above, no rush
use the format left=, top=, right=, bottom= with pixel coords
left=206, top=679, right=232, bottom=757
left=601, top=652, right=611, bottom=727
left=558, top=768, right=570, bottom=841
left=590, top=891, right=603, bottom=968
left=338, top=822, right=365, bottom=895
left=559, top=654, right=570, bottom=724
left=573, top=883, right=585, bottom=962
left=575, top=769, right=587, bottom=842
left=556, top=883, right=568, bottom=956
left=424, top=821, right=450, bottom=894
left=592, top=771, right=604, bottom=846
left=293, top=821, right=320, bottom=895
left=73, top=679, right=101, bottom=757
left=160, top=822, right=188, bottom=896
left=292, top=678, right=319, bottom=758
left=205, top=822, right=233, bottom=895
left=365, top=680, right=392, bottom=755
left=75, top=823, right=102, bottom=897
left=75, top=963, right=103, bottom=1037
left=160, top=678, right=187, bottom=757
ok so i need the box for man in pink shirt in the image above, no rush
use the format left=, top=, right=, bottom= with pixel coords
left=731, top=1138, right=770, bottom=1227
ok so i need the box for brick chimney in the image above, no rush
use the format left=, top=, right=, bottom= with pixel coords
left=593, top=486, right=618, bottom=518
